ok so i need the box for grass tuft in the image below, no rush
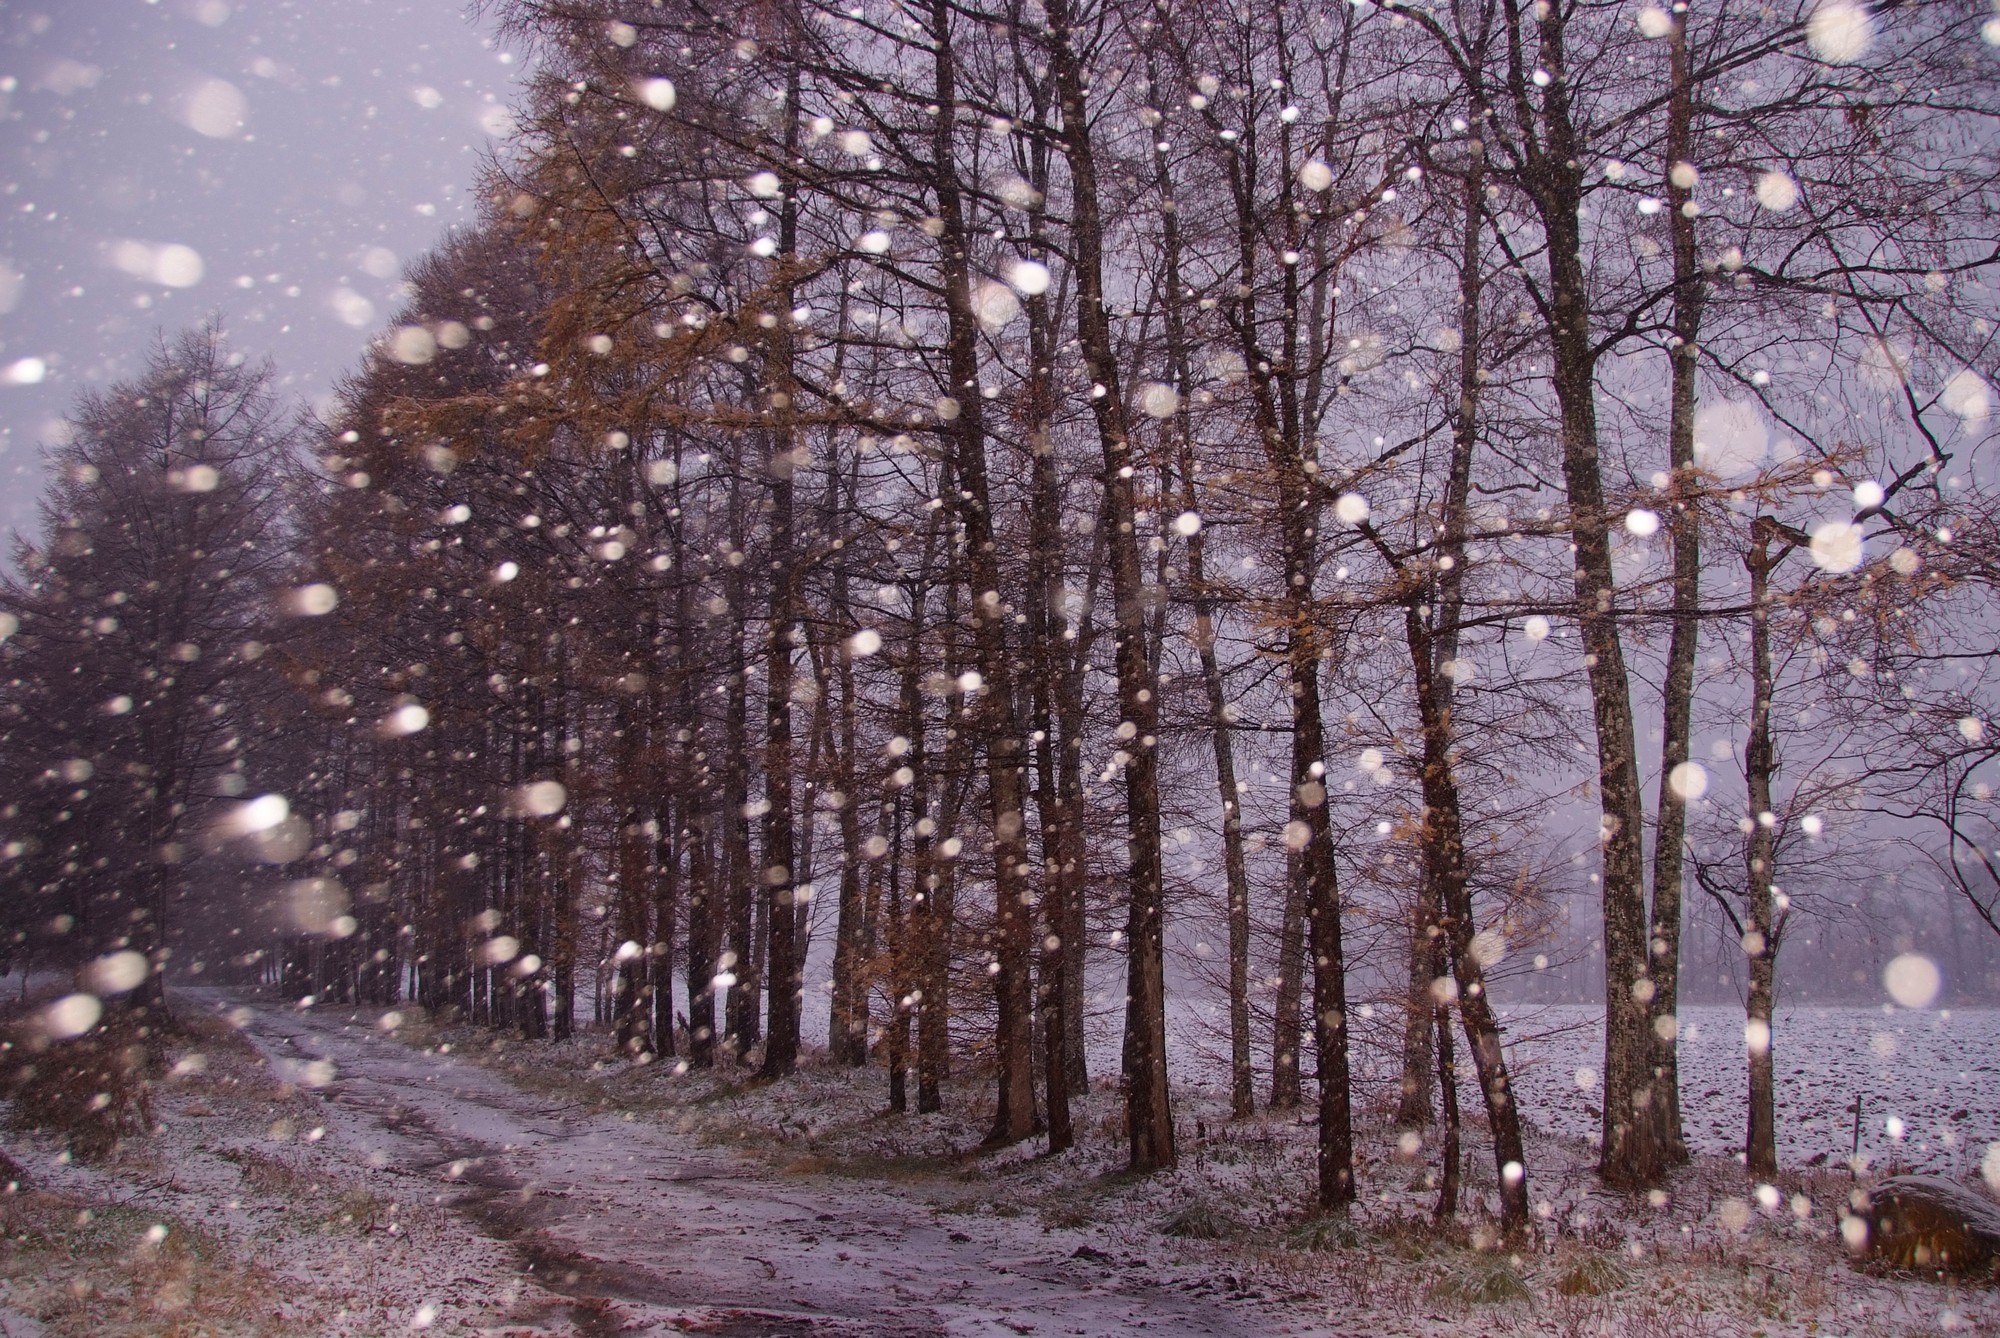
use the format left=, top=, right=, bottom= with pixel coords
left=1553, top=1249, right=1632, bottom=1296
left=1162, top=1197, right=1234, bottom=1240
left=1426, top=1257, right=1532, bottom=1306
left=1285, top=1212, right=1362, bottom=1252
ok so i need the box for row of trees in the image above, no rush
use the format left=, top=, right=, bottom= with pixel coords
left=4, top=0, right=1999, bottom=1235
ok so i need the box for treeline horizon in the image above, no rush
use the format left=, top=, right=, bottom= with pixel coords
left=5, top=0, right=2000, bottom=1235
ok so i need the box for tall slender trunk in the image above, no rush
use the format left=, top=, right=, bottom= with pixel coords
left=548, top=813, right=578, bottom=1042
left=826, top=555, right=870, bottom=1066
left=724, top=575, right=759, bottom=1061
left=1514, top=0, right=1662, bottom=1187
left=1432, top=943, right=1461, bottom=1223
left=1055, top=645, right=1090, bottom=1097
left=1399, top=593, right=1531, bottom=1236
left=679, top=560, right=718, bottom=1067
left=1355, top=82, right=1528, bottom=1237
left=1400, top=126, right=1490, bottom=1132
left=1742, top=519, right=1782, bottom=1178
left=1023, top=329, right=1075, bottom=1149
left=1005, top=26, right=1090, bottom=1100
left=1041, top=500, right=1101, bottom=1102
left=928, top=0, right=1037, bottom=1142
left=760, top=78, right=805, bottom=1080
left=1218, top=69, right=1349, bottom=1203
left=904, top=516, right=950, bottom=1113
left=1045, top=0, right=1173, bottom=1172
left=922, top=657, right=968, bottom=1113
left=1645, top=2, right=1705, bottom=1168
left=614, top=702, right=652, bottom=1056
left=1272, top=870, right=1307, bottom=1110
left=759, top=531, right=801, bottom=1078
left=652, top=789, right=678, bottom=1057
left=1015, top=130, right=1076, bottom=1148
left=685, top=815, right=717, bottom=1064
left=1149, top=69, right=1254, bottom=1118
left=885, top=796, right=911, bottom=1113
left=553, top=680, right=580, bottom=1043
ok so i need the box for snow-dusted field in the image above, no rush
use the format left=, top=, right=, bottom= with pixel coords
left=1499, top=1005, right=2000, bottom=1177
left=1109, top=993, right=2000, bottom=1180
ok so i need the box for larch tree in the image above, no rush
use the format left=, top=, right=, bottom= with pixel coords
left=0, top=325, right=295, bottom=1012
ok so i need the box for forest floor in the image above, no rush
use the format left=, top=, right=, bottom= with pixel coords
left=0, top=989, right=1993, bottom=1336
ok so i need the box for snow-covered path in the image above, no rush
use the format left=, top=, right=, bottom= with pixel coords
left=225, top=996, right=1279, bottom=1337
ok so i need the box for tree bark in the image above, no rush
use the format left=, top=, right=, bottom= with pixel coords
left=756, top=111, right=805, bottom=1078
left=613, top=702, right=652, bottom=1056
left=1216, top=66, right=1350, bottom=1203
left=1150, top=82, right=1255, bottom=1119
left=1512, top=0, right=1664, bottom=1187
left=1045, top=0, right=1173, bottom=1172
left=1743, top=518, right=1782, bottom=1179
left=1398, top=592, right=1531, bottom=1237
left=826, top=552, right=870, bottom=1067
left=652, top=789, right=678, bottom=1058
left=1643, top=0, right=1704, bottom=1169
left=1432, top=941, right=1461, bottom=1223
left=927, top=0, right=1038, bottom=1143
left=723, top=543, right=760, bottom=1061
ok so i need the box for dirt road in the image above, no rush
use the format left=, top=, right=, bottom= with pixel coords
left=229, top=997, right=1274, bottom=1337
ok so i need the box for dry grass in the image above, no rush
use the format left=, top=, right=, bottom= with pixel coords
left=1551, top=1247, right=1632, bottom=1296
left=1161, top=1197, right=1238, bottom=1239
left=214, top=1146, right=390, bottom=1235
left=0, top=1186, right=303, bottom=1337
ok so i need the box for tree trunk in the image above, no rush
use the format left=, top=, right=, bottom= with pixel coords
left=1217, top=77, right=1350, bottom=1203
left=1644, top=2, right=1704, bottom=1169
left=759, top=80, right=805, bottom=1081
left=1518, top=14, right=1664, bottom=1185
left=1017, top=112, right=1076, bottom=1149
left=1399, top=593, right=1531, bottom=1237
left=1272, top=871, right=1307, bottom=1111
left=1396, top=905, right=1439, bottom=1127
left=681, top=573, right=719, bottom=1068
left=1743, top=519, right=1782, bottom=1179
left=1151, top=93, right=1255, bottom=1119
left=905, top=520, right=950, bottom=1114
left=885, top=797, right=911, bottom=1114
left=1432, top=945, right=1461, bottom=1223
left=723, top=577, right=759, bottom=1061
left=826, top=558, right=870, bottom=1067
left=613, top=704, right=652, bottom=1057
left=927, top=0, right=1037, bottom=1143
left=920, top=659, right=967, bottom=1115
left=1046, top=0, right=1173, bottom=1172
left=652, top=790, right=677, bottom=1058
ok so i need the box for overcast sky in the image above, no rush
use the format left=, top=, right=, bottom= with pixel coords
left=0, top=0, right=526, bottom=540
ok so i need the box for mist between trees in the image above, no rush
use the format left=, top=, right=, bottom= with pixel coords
left=4, top=0, right=2000, bottom=1237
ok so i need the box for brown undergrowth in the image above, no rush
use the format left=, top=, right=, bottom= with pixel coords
left=0, top=1186, right=297, bottom=1337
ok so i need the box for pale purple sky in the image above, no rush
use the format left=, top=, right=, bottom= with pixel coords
left=0, top=0, right=527, bottom=538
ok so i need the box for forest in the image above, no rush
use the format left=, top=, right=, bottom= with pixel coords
left=2, top=0, right=1999, bottom=1292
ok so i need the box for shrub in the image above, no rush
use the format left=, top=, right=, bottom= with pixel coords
left=1, top=1009, right=159, bottom=1160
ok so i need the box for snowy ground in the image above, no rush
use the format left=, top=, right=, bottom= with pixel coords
left=1500, top=1004, right=2000, bottom=1179
left=0, top=993, right=1994, bottom=1335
